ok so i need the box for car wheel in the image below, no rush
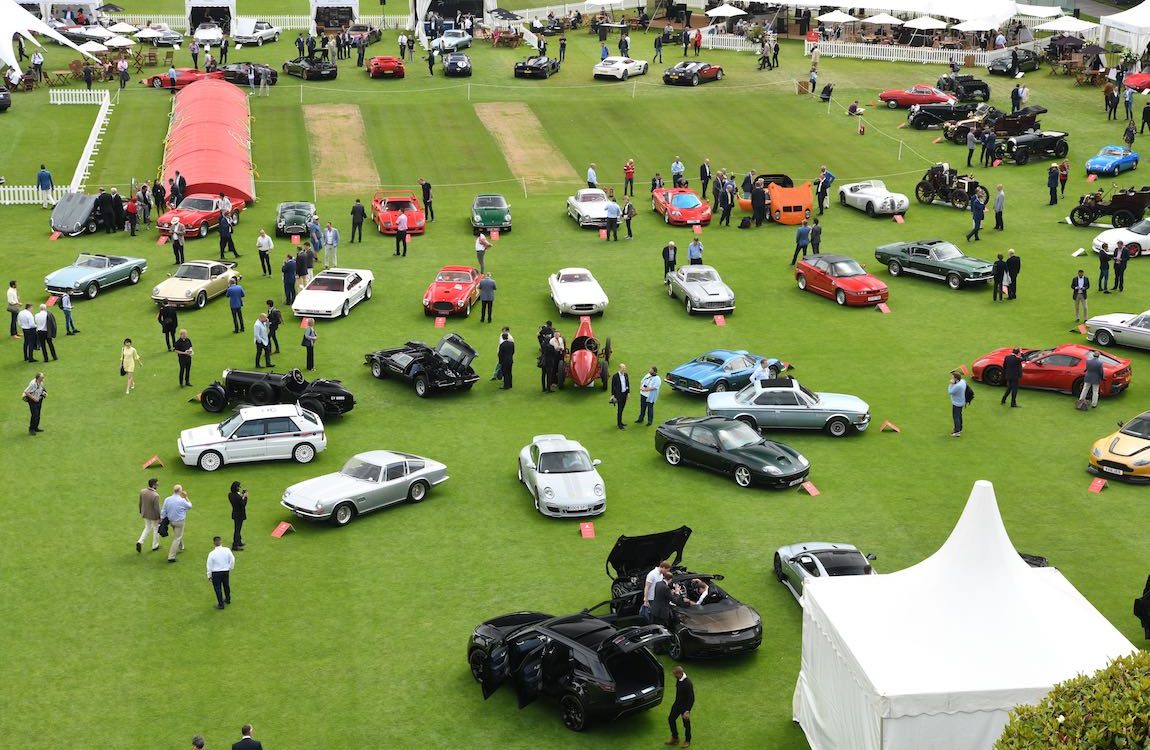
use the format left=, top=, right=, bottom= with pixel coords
left=198, top=223, right=208, bottom=238
left=664, top=211, right=670, bottom=224
left=685, top=297, right=693, bottom=315
left=556, top=360, right=568, bottom=388
left=668, top=631, right=684, bottom=660
left=468, top=649, right=485, bottom=683
left=1095, top=329, right=1114, bottom=346
left=773, top=552, right=785, bottom=582
left=128, top=268, right=141, bottom=285
left=517, top=460, right=523, bottom=483
left=365, top=282, right=372, bottom=300
left=151, top=77, right=163, bottom=88
left=797, top=274, right=808, bottom=290
left=561, top=694, right=587, bottom=732
left=370, top=359, right=385, bottom=378
left=735, top=415, right=759, bottom=432
left=298, top=397, right=323, bottom=416
left=835, top=289, right=847, bottom=306
left=865, top=202, right=876, bottom=217
left=642, top=63, right=648, bottom=74
left=195, top=291, right=208, bottom=309
left=1136, top=161, right=1140, bottom=171
left=886, top=99, right=898, bottom=109
left=732, top=465, right=752, bottom=488
left=414, top=375, right=430, bottom=398
left=198, top=450, right=223, bottom=472
left=981, top=365, right=1004, bottom=386
left=407, top=479, right=429, bottom=503
left=714, top=380, right=729, bottom=393
left=825, top=417, right=850, bottom=437
left=887, top=260, right=903, bottom=277
left=248, top=381, right=275, bottom=406
left=340, top=300, right=350, bottom=317
left=464, top=299, right=472, bottom=317
left=1127, top=242, right=1142, bottom=257
left=1071, top=376, right=1085, bottom=396
left=666, top=282, right=675, bottom=298
left=621, top=70, right=629, bottom=81
left=1070, top=206, right=1096, bottom=227
left=691, top=74, right=699, bottom=86
left=200, top=385, right=227, bottom=412
left=715, top=69, right=723, bottom=80
left=914, top=181, right=935, bottom=205
left=291, top=443, right=316, bottom=464
left=332, top=503, right=356, bottom=527
left=839, top=192, right=847, bottom=205
left=85, top=281, right=100, bottom=299
left=256, top=37, right=264, bottom=46
left=1114, top=210, right=1136, bottom=228
left=86, top=219, right=98, bottom=234
left=946, top=273, right=963, bottom=290
left=663, top=443, right=682, bottom=466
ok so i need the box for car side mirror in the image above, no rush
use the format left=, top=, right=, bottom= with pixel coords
left=592, top=458, right=601, bottom=466
left=1118, top=420, right=1126, bottom=428
left=866, top=553, right=877, bottom=561
left=526, top=462, right=535, bottom=470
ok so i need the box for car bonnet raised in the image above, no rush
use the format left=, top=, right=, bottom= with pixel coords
left=50, top=192, right=98, bottom=233
left=606, top=525, right=692, bottom=579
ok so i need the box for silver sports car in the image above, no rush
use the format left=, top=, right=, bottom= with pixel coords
left=837, top=180, right=909, bottom=217
left=773, top=542, right=876, bottom=602
left=517, top=434, right=606, bottom=517
left=706, top=377, right=871, bottom=437
left=280, top=450, right=449, bottom=526
left=1085, top=309, right=1150, bottom=351
left=665, top=264, right=735, bottom=315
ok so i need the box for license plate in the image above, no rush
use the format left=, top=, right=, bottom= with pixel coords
left=868, top=296, right=880, bottom=302
left=687, top=220, right=699, bottom=224
left=1102, top=466, right=1124, bottom=475
left=789, top=477, right=804, bottom=486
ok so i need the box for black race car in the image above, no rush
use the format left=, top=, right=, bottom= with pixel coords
left=663, top=60, right=723, bottom=86
left=994, top=130, right=1069, bottom=165
left=907, top=101, right=979, bottom=130
left=0, top=85, right=10, bottom=112
left=219, top=62, right=278, bottom=86
left=282, top=56, right=338, bottom=80
left=199, top=368, right=355, bottom=418
left=364, top=333, right=479, bottom=397
left=935, top=73, right=990, bottom=102
left=468, top=610, right=669, bottom=732
left=50, top=192, right=108, bottom=236
left=605, top=525, right=763, bottom=660
left=988, top=47, right=1042, bottom=76
left=514, top=55, right=560, bottom=78
left=444, top=52, right=472, bottom=77
left=655, top=415, right=810, bottom=488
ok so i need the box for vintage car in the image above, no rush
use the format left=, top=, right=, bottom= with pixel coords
left=178, top=403, right=327, bottom=471
left=555, top=316, right=612, bottom=389
left=913, top=163, right=989, bottom=210
left=291, top=268, right=374, bottom=319
left=972, top=344, right=1132, bottom=398
left=467, top=610, right=669, bottom=732
left=471, top=194, right=511, bottom=232
left=44, top=253, right=147, bottom=299
left=994, top=130, right=1069, bottom=165
left=157, top=194, right=246, bottom=238
left=443, top=52, right=472, bottom=77
left=875, top=239, right=994, bottom=290
left=652, top=187, right=712, bottom=226
left=566, top=188, right=613, bottom=227
left=943, top=104, right=1046, bottom=144
left=795, top=254, right=888, bottom=307
left=549, top=267, right=609, bottom=316
left=281, top=450, right=449, bottom=526
left=655, top=416, right=810, bottom=488
left=768, top=181, right=813, bottom=225
left=219, top=62, right=278, bottom=86
left=665, top=265, right=734, bottom=315
left=198, top=367, right=356, bottom=418
left=837, top=180, right=908, bottom=216
left=773, top=542, right=876, bottom=602
left=1086, top=145, right=1140, bottom=177
left=192, top=22, right=224, bottom=44
left=1089, top=410, right=1150, bottom=482
left=1086, top=310, right=1150, bottom=350
left=151, top=260, right=241, bottom=309
left=935, top=73, right=990, bottom=102
left=666, top=350, right=787, bottom=395
left=707, top=377, right=871, bottom=436
left=988, top=47, right=1042, bottom=75
left=347, top=23, right=382, bottom=44
left=372, top=190, right=426, bottom=234
left=367, top=55, right=405, bottom=78
left=906, top=101, right=980, bottom=130
left=1072, top=185, right=1150, bottom=227
left=231, top=19, right=281, bottom=46
left=662, top=60, right=723, bottom=86
left=514, top=55, right=561, bottom=78
left=430, top=28, right=472, bottom=51
left=282, top=56, right=338, bottom=80
left=49, top=191, right=108, bottom=235
left=422, top=265, right=482, bottom=317
left=593, top=56, right=649, bottom=80
left=364, top=333, right=479, bottom=397
left=141, top=22, right=185, bottom=46
left=1092, top=220, right=1150, bottom=257
left=274, top=201, right=315, bottom=237
left=141, top=67, right=223, bottom=89
left=878, top=83, right=955, bottom=109
left=517, top=434, right=606, bottom=517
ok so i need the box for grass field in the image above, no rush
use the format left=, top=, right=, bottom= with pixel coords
left=3, top=30, right=1150, bottom=750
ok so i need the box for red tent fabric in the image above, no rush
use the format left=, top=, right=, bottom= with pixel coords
left=161, top=79, right=255, bottom=204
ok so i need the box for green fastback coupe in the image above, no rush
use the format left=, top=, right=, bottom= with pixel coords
left=471, top=194, right=511, bottom=233
left=276, top=201, right=316, bottom=237
left=874, top=239, right=993, bottom=290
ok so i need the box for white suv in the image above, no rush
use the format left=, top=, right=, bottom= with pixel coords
left=179, top=403, right=327, bottom=471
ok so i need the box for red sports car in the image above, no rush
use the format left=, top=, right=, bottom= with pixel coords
left=558, top=316, right=612, bottom=389
left=795, top=254, right=888, bottom=306
left=972, top=344, right=1132, bottom=397
left=141, top=68, right=224, bottom=90
left=367, top=55, right=406, bottom=78
left=422, top=265, right=481, bottom=317
left=878, top=84, right=956, bottom=109
left=156, top=194, right=247, bottom=238
left=372, top=190, right=426, bottom=235
left=1125, top=73, right=1150, bottom=90
left=652, top=187, right=712, bottom=226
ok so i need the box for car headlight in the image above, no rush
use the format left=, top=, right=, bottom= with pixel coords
left=152, top=286, right=160, bottom=295
left=504, top=214, right=511, bottom=222
left=702, top=207, right=711, bottom=215
left=473, top=214, right=482, bottom=223
left=593, top=484, right=604, bottom=497
left=1135, top=458, right=1150, bottom=467
left=543, top=487, right=554, bottom=500
left=456, top=299, right=464, bottom=308
left=416, top=220, right=425, bottom=226
left=671, top=210, right=682, bottom=216
left=383, top=221, right=392, bottom=228
left=277, top=219, right=285, bottom=226
left=185, top=290, right=194, bottom=298
left=762, top=465, right=781, bottom=475
left=43, top=276, right=49, bottom=284
left=1092, top=447, right=1102, bottom=458
left=422, top=296, right=430, bottom=305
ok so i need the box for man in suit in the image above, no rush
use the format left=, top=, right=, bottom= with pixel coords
left=478, top=273, right=496, bottom=323
left=1113, top=241, right=1129, bottom=292
left=610, top=363, right=629, bottom=429
left=1006, top=249, right=1021, bottom=299
left=175, top=170, right=188, bottom=199
left=1001, top=348, right=1022, bottom=407
left=219, top=213, right=239, bottom=259
left=497, top=332, right=514, bottom=389
left=814, top=166, right=833, bottom=216
left=232, top=724, right=262, bottom=750
left=1072, top=268, right=1090, bottom=322
left=349, top=198, right=366, bottom=242
left=965, top=192, right=984, bottom=242
left=662, top=241, right=677, bottom=277
left=649, top=569, right=680, bottom=626
left=991, top=253, right=1007, bottom=302
left=282, top=254, right=297, bottom=305
left=137, top=477, right=162, bottom=553
left=96, top=188, right=114, bottom=233
left=698, top=159, right=712, bottom=200
left=666, top=665, right=695, bottom=748
left=751, top=180, right=767, bottom=227
left=636, top=366, right=661, bottom=426
left=228, top=481, right=247, bottom=550
left=419, top=177, right=434, bottom=221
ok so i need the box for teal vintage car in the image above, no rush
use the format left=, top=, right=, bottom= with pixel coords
left=471, top=194, right=511, bottom=233
left=275, top=201, right=316, bottom=237
left=706, top=377, right=870, bottom=437
left=874, top=238, right=993, bottom=290
left=44, top=253, right=148, bottom=299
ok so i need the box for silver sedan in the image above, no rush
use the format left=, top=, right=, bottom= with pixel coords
left=665, top=264, right=735, bottom=315
left=1085, top=310, right=1150, bottom=351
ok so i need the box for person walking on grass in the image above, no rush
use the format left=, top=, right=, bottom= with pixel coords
left=161, top=485, right=192, bottom=562
left=665, top=666, right=695, bottom=748
left=993, top=184, right=1005, bottom=230
left=23, top=371, right=45, bottom=435
left=266, top=299, right=282, bottom=354
left=475, top=230, right=492, bottom=274
left=226, top=278, right=245, bottom=333
left=228, top=481, right=247, bottom=551
left=61, top=290, right=79, bottom=335
left=1001, top=348, right=1022, bottom=408
left=478, top=273, right=496, bottom=323
left=948, top=370, right=968, bottom=437
left=323, top=222, right=340, bottom=267
left=1072, top=268, right=1090, bottom=322
left=8, top=279, right=21, bottom=338
left=206, top=536, right=235, bottom=609
left=175, top=328, right=193, bottom=387
left=256, top=229, right=273, bottom=276
left=965, top=192, right=984, bottom=241
left=790, top=220, right=810, bottom=265
left=120, top=338, right=141, bottom=395
left=302, top=318, right=317, bottom=371
left=623, top=197, right=637, bottom=239
left=137, top=477, right=161, bottom=553
left=350, top=198, right=366, bottom=243
left=1047, top=163, right=1059, bottom=205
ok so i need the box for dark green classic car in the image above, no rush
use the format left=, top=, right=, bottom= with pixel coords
left=276, top=201, right=316, bottom=237
left=874, top=239, right=993, bottom=290
left=471, top=194, right=511, bottom=233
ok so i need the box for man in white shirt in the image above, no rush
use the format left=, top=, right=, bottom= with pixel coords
left=586, top=162, right=598, bottom=188
left=17, top=304, right=36, bottom=362
left=641, top=560, right=672, bottom=622
left=34, top=303, right=56, bottom=362
left=323, top=222, right=340, bottom=267
left=394, top=212, right=409, bottom=256
left=398, top=32, right=408, bottom=58
left=7, top=280, right=21, bottom=338
left=750, top=359, right=775, bottom=389
left=685, top=578, right=709, bottom=606
left=636, top=366, right=662, bottom=426
left=255, top=228, right=274, bottom=276
left=206, top=536, right=236, bottom=609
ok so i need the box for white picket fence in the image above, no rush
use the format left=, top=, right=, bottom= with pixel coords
left=118, top=12, right=410, bottom=33
left=69, top=90, right=113, bottom=193
left=704, top=33, right=758, bottom=53
left=49, top=88, right=108, bottom=105
left=0, top=185, right=69, bottom=206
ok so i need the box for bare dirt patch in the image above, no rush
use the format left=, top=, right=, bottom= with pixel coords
left=474, top=102, right=579, bottom=184
left=302, top=104, right=381, bottom=193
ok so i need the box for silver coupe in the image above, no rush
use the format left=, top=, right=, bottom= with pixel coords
left=706, top=377, right=871, bottom=437
left=665, top=264, right=735, bottom=315
left=517, top=434, right=606, bottom=517
left=773, top=542, right=876, bottom=602
left=1085, top=310, right=1150, bottom=351
left=837, top=180, right=909, bottom=217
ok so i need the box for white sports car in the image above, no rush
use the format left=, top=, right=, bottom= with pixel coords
left=430, top=29, right=472, bottom=52
left=593, top=56, right=649, bottom=80
left=549, top=267, right=609, bottom=315
left=178, top=403, right=326, bottom=471
left=837, top=180, right=909, bottom=217
left=192, top=22, right=224, bottom=45
left=1085, top=310, right=1150, bottom=350
left=566, top=188, right=613, bottom=227
left=1092, top=219, right=1150, bottom=258
left=517, top=434, right=606, bottom=517
left=291, top=268, right=374, bottom=319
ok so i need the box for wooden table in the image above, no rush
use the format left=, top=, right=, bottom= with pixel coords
left=48, top=70, right=70, bottom=87
left=131, top=50, right=145, bottom=73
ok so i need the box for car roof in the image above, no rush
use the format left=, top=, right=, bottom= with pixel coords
left=541, top=614, right=618, bottom=649
left=314, top=269, right=367, bottom=279
left=700, top=348, right=748, bottom=359
left=809, top=254, right=855, bottom=263
left=778, top=541, right=861, bottom=558
left=532, top=434, right=586, bottom=453
left=352, top=450, right=421, bottom=465
left=557, top=267, right=593, bottom=275
left=234, top=403, right=303, bottom=419
left=681, top=264, right=718, bottom=273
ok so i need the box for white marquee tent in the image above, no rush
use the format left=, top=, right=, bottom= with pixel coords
left=0, top=0, right=92, bottom=74
left=1102, top=0, right=1150, bottom=54
left=793, top=480, right=1136, bottom=750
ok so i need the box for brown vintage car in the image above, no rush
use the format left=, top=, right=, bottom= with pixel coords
left=943, top=104, right=1047, bottom=144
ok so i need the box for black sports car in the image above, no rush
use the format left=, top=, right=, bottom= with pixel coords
left=514, top=55, right=560, bottom=78
left=219, top=62, right=278, bottom=86
left=468, top=610, right=669, bottom=732
left=50, top=192, right=108, bottom=236
left=994, top=130, right=1069, bottom=165
left=275, top=201, right=315, bottom=237
left=935, top=73, right=990, bottom=102
left=605, top=526, right=763, bottom=660
left=655, top=416, right=810, bottom=488
left=364, top=333, right=479, bottom=397
left=199, top=368, right=355, bottom=418
left=282, top=56, right=338, bottom=80
left=988, top=47, right=1042, bottom=75
left=907, top=101, right=979, bottom=130
left=444, top=52, right=473, bottom=77
left=663, top=60, right=723, bottom=86
left=0, top=85, right=10, bottom=112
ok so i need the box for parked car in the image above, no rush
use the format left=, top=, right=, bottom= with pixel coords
left=347, top=23, right=382, bottom=44
left=141, top=22, right=184, bottom=46
left=972, top=344, right=1133, bottom=397
left=1072, top=185, right=1150, bottom=228
left=471, top=194, right=511, bottom=232
left=1087, top=145, right=1140, bottom=176
left=1089, top=410, right=1150, bottom=482
left=1092, top=220, right=1150, bottom=257
left=913, top=162, right=989, bottom=210
left=49, top=191, right=108, bottom=236
left=943, top=104, right=1046, bottom=144
left=367, top=55, right=405, bottom=78
left=364, top=333, right=479, bottom=397
left=767, top=180, right=813, bottom=225
left=655, top=416, right=810, bottom=488
left=773, top=542, right=876, bottom=602
left=795, top=254, right=888, bottom=306
left=281, top=450, right=449, bottom=526
left=987, top=47, right=1042, bottom=75
left=179, top=403, right=326, bottom=471
left=566, top=188, right=613, bottom=227
left=141, top=67, right=223, bottom=89
left=593, top=56, right=648, bottom=80
left=231, top=19, right=281, bottom=46
left=514, top=55, right=560, bottom=78
left=291, top=268, right=374, bottom=319
left=707, top=377, right=871, bottom=436
left=664, top=264, right=734, bottom=314
left=0, top=85, right=10, bottom=112
left=874, top=239, right=994, bottom=290
left=274, top=201, right=315, bottom=237
left=218, top=62, right=278, bottom=86
left=837, top=180, right=909, bottom=216
left=192, top=22, right=223, bottom=44
left=282, top=56, right=338, bottom=80
left=156, top=194, right=246, bottom=238
left=994, top=130, right=1069, bottom=165
left=430, top=29, right=472, bottom=51
left=443, top=52, right=471, bottom=76
left=666, top=350, right=786, bottom=395
left=517, top=434, right=606, bottom=517
left=198, top=367, right=356, bottom=418
left=878, top=83, right=955, bottom=108
left=371, top=190, right=426, bottom=234
left=44, top=253, right=147, bottom=299
left=151, top=261, right=241, bottom=309
left=652, top=187, right=712, bottom=226
left=1086, top=310, right=1150, bottom=349
left=907, top=101, right=980, bottom=130
left=935, top=73, right=990, bottom=102
left=549, top=267, right=609, bottom=316
left=663, top=60, right=723, bottom=86
left=423, top=266, right=482, bottom=317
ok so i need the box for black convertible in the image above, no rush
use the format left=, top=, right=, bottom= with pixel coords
left=935, top=73, right=990, bottom=102
left=219, top=62, right=278, bottom=86
left=994, top=130, right=1069, bottom=165
left=987, top=47, right=1042, bottom=76
left=199, top=368, right=355, bottom=418
left=655, top=416, right=810, bottom=488
left=514, top=55, right=560, bottom=78
left=364, top=333, right=479, bottom=397
left=282, top=56, right=338, bottom=80
left=907, top=101, right=979, bottom=130
left=50, top=192, right=108, bottom=236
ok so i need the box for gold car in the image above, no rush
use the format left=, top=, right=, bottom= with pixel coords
left=1089, top=410, right=1150, bottom=483
left=151, top=261, right=241, bottom=309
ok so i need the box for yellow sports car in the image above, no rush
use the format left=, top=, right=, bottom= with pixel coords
left=151, top=261, right=241, bottom=309
left=1089, top=410, right=1150, bottom=483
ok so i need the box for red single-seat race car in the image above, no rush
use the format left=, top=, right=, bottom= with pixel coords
left=142, top=68, right=224, bottom=89
left=878, top=84, right=956, bottom=109
left=422, top=265, right=481, bottom=317
left=795, top=254, right=888, bottom=306
left=652, top=187, right=712, bottom=226
left=372, top=190, right=426, bottom=235
left=367, top=56, right=406, bottom=78
left=156, top=193, right=247, bottom=238
left=557, top=316, right=612, bottom=390
left=972, top=344, right=1132, bottom=397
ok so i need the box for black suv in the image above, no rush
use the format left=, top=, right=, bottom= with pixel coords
left=936, top=73, right=991, bottom=102
left=199, top=368, right=355, bottom=418
left=994, top=130, right=1069, bottom=165
left=906, top=101, right=979, bottom=130
left=364, top=333, right=479, bottom=397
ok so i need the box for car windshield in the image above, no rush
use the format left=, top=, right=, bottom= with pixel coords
left=218, top=412, right=243, bottom=435
left=715, top=422, right=762, bottom=450
left=449, top=55, right=468, bottom=63
left=76, top=255, right=109, bottom=268
left=341, top=457, right=382, bottom=482
left=813, top=550, right=868, bottom=576
left=671, top=194, right=702, bottom=209
left=282, top=202, right=312, bottom=213
left=174, top=265, right=209, bottom=280
left=178, top=197, right=214, bottom=211
left=931, top=243, right=963, bottom=261
left=1129, top=220, right=1150, bottom=236
left=537, top=450, right=593, bottom=473
left=829, top=260, right=865, bottom=277
left=696, top=354, right=726, bottom=366
left=685, top=269, right=718, bottom=282
left=1102, top=147, right=1127, bottom=156
left=799, top=384, right=818, bottom=402
left=1121, top=415, right=1150, bottom=439
left=436, top=271, right=472, bottom=283
left=436, top=337, right=474, bottom=365
left=385, top=201, right=415, bottom=212
left=350, top=25, right=369, bottom=32
left=475, top=196, right=506, bottom=209
left=559, top=272, right=591, bottom=283
left=579, top=193, right=605, bottom=203
left=197, top=23, right=218, bottom=30
left=306, top=277, right=345, bottom=292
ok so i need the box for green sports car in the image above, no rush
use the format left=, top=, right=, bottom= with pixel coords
left=276, top=201, right=316, bottom=237
left=471, top=194, right=511, bottom=233
left=873, top=239, right=993, bottom=290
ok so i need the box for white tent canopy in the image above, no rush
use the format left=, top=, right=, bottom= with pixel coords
left=0, top=0, right=93, bottom=73
left=793, top=480, right=1136, bottom=750
left=704, top=3, right=745, bottom=18
left=1034, top=15, right=1099, bottom=33
left=861, top=13, right=904, bottom=26
left=1102, top=0, right=1150, bottom=53
left=107, top=21, right=137, bottom=33
left=1016, top=2, right=1064, bottom=17
left=817, top=10, right=858, bottom=23
left=903, top=15, right=948, bottom=30
left=76, top=39, right=106, bottom=52
left=952, top=19, right=999, bottom=32
left=104, top=34, right=134, bottom=47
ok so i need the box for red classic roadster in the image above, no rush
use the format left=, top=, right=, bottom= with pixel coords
left=157, top=194, right=247, bottom=238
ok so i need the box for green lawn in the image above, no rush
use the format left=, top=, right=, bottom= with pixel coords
left=3, top=31, right=1149, bottom=750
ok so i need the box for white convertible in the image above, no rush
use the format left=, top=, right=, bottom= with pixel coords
left=837, top=180, right=909, bottom=217
left=566, top=188, right=613, bottom=227
left=518, top=434, right=606, bottom=517
left=192, top=22, right=224, bottom=45
left=549, top=267, right=609, bottom=315
left=291, top=268, right=374, bottom=319
left=593, top=56, right=649, bottom=80
left=179, top=404, right=326, bottom=471
left=1085, top=309, right=1150, bottom=351
left=430, top=29, right=472, bottom=51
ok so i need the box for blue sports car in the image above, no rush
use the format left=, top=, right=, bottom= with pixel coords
left=665, top=349, right=788, bottom=395
left=44, top=252, right=148, bottom=299
left=1086, top=145, right=1140, bottom=177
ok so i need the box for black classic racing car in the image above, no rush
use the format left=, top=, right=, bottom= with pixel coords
left=935, top=73, right=990, bottom=102
left=994, top=130, right=1069, bottom=165
left=907, top=101, right=979, bottom=130
left=283, top=56, right=338, bottom=80
left=988, top=47, right=1042, bottom=75
left=514, top=55, right=560, bottom=78
left=219, top=62, right=278, bottom=86
left=655, top=416, right=810, bottom=488
left=663, top=60, right=723, bottom=86
left=444, top=52, right=473, bottom=77
left=364, top=333, right=479, bottom=397
left=199, top=368, right=355, bottom=418
left=468, top=610, right=669, bottom=732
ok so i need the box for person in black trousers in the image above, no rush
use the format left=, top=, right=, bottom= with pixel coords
left=1001, top=348, right=1021, bottom=407
left=218, top=214, right=239, bottom=259
left=158, top=303, right=178, bottom=351
left=97, top=188, right=114, bottom=233
left=718, top=182, right=733, bottom=226
left=228, top=481, right=247, bottom=551
left=498, top=332, right=514, bottom=389
left=750, top=181, right=767, bottom=226
left=610, top=363, right=629, bottom=429
left=420, top=178, right=434, bottom=221
left=1006, top=249, right=1021, bottom=299
left=282, top=254, right=297, bottom=305
left=991, top=253, right=1006, bottom=302
left=1114, top=243, right=1129, bottom=291
left=350, top=198, right=366, bottom=242
left=175, top=329, right=193, bottom=386
left=266, top=300, right=282, bottom=354
left=666, top=665, right=694, bottom=747
left=662, top=241, right=677, bottom=277
left=1046, top=163, right=1059, bottom=205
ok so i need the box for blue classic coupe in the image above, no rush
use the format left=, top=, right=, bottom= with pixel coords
left=44, top=253, right=148, bottom=299
left=1086, top=145, right=1139, bottom=177
left=665, top=349, right=788, bottom=395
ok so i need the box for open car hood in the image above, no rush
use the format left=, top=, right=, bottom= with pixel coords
left=606, top=525, right=692, bottom=579
left=50, top=193, right=97, bottom=231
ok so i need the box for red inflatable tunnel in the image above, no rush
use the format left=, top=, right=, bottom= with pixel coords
left=161, top=79, right=255, bottom=205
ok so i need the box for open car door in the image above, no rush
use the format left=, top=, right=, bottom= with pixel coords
left=598, top=624, right=671, bottom=659
left=480, top=644, right=510, bottom=700
left=512, top=643, right=547, bottom=709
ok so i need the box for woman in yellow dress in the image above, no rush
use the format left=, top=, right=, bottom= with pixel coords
left=121, top=337, right=142, bottom=394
